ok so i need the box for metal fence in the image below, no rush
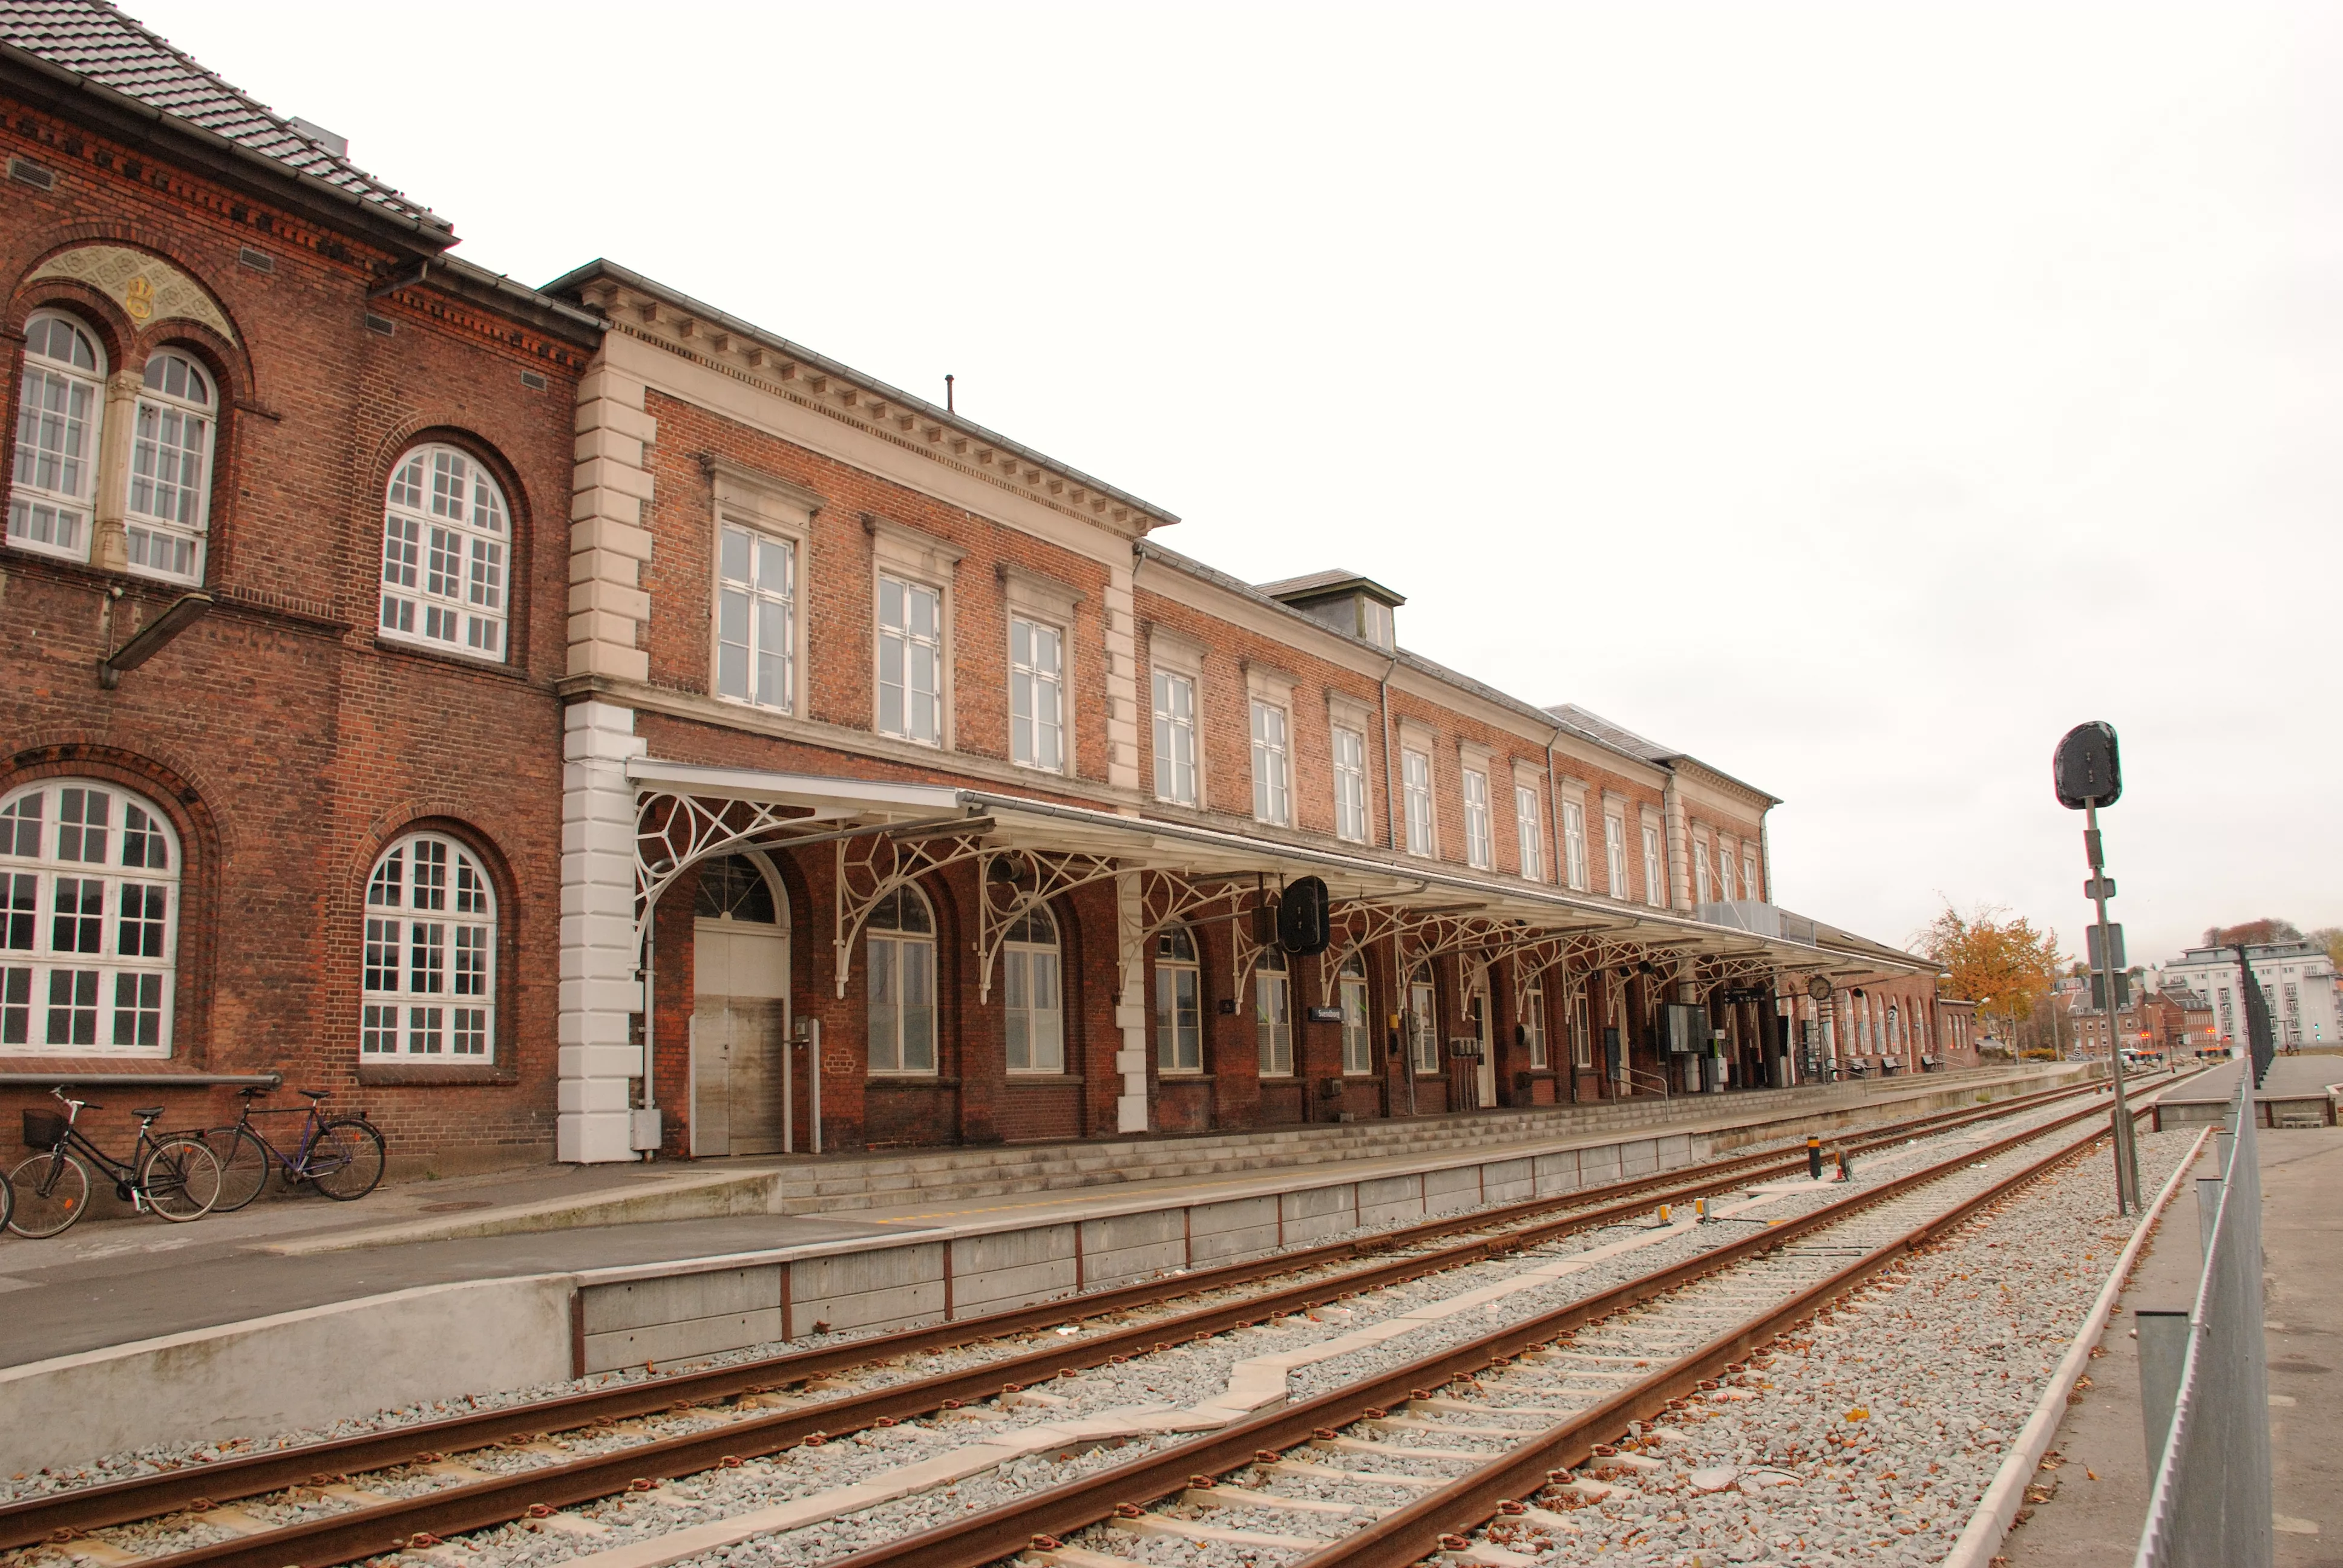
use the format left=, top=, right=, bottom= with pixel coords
left=2134, top=1074, right=2272, bottom=1568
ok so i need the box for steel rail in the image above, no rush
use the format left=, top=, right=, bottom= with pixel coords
left=0, top=1075, right=2102, bottom=1553
left=814, top=1089, right=2160, bottom=1568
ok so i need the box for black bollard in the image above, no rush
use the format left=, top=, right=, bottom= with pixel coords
left=1807, top=1135, right=1822, bottom=1180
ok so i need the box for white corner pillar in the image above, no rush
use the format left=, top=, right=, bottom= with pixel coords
left=560, top=699, right=646, bottom=1163
left=1114, top=872, right=1151, bottom=1133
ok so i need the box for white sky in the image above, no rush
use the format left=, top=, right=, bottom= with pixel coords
left=136, top=1, right=2343, bottom=967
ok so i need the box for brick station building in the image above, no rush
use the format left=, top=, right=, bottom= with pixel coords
left=1, top=4, right=1961, bottom=1174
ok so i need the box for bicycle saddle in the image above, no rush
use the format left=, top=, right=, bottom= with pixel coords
left=298, top=1088, right=328, bottom=1101
left=132, top=1105, right=163, bottom=1120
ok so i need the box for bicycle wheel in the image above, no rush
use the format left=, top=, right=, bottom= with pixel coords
left=0, top=1165, right=12, bottom=1236
left=204, top=1126, right=271, bottom=1213
left=5, top=1150, right=91, bottom=1239
left=308, top=1119, right=385, bottom=1201
left=141, top=1137, right=223, bottom=1221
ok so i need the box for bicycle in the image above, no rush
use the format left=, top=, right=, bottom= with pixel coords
left=7, top=1088, right=223, bottom=1238
left=203, top=1086, right=385, bottom=1212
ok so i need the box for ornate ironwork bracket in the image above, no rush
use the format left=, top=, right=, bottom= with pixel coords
left=974, top=849, right=1124, bottom=1002
left=833, top=825, right=995, bottom=999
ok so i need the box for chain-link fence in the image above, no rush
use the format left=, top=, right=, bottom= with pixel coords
left=2134, top=1074, right=2272, bottom=1568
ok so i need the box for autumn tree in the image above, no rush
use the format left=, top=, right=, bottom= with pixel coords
left=2312, top=927, right=2343, bottom=971
left=2201, top=918, right=2302, bottom=947
left=1915, top=903, right=2065, bottom=1044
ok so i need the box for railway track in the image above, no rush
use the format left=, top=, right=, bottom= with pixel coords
left=1, top=1075, right=2145, bottom=1568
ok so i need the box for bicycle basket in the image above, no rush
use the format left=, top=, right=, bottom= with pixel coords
left=22, top=1108, right=67, bottom=1151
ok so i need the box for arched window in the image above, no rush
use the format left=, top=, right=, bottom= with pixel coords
left=694, top=855, right=778, bottom=924
left=1521, top=978, right=1547, bottom=1069
left=124, top=350, right=216, bottom=583
left=1256, top=948, right=1293, bottom=1077
left=362, top=832, right=496, bottom=1059
left=381, top=443, right=511, bottom=661
left=1003, top=901, right=1063, bottom=1073
left=867, top=883, right=935, bottom=1074
left=1155, top=923, right=1201, bottom=1074
left=0, top=778, right=179, bottom=1054
left=8, top=312, right=105, bottom=562
left=1338, top=952, right=1372, bottom=1074
left=1409, top=962, right=1438, bottom=1074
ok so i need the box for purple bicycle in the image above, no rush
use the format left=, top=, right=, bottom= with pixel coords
left=204, top=1085, right=385, bottom=1211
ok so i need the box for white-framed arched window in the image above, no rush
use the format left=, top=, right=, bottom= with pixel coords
left=1003, top=901, right=1063, bottom=1073
left=125, top=349, right=215, bottom=583
left=1155, top=923, right=1201, bottom=1074
left=0, top=778, right=179, bottom=1054
left=867, top=883, right=936, bottom=1074
left=380, top=443, right=511, bottom=661
left=1339, top=952, right=1372, bottom=1074
left=362, top=831, right=496, bottom=1059
left=1256, top=948, right=1293, bottom=1077
left=8, top=311, right=106, bottom=563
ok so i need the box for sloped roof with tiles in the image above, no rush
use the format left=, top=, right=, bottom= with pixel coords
left=0, top=0, right=448, bottom=233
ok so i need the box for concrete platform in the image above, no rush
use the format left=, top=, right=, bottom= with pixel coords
left=2000, top=1125, right=2342, bottom=1566
left=2152, top=1056, right=2341, bottom=1129
left=0, top=1062, right=2108, bottom=1474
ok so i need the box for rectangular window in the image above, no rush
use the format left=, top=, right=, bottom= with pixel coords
left=1256, top=969, right=1293, bottom=1076
left=51, top=876, right=102, bottom=954
left=1, top=965, right=29, bottom=1045
left=46, top=967, right=99, bottom=1046
left=117, top=884, right=167, bottom=959
left=1570, top=991, right=1592, bottom=1068
left=1462, top=769, right=1492, bottom=869
left=1522, top=983, right=1547, bottom=1068
left=1642, top=825, right=1666, bottom=907
left=1694, top=841, right=1712, bottom=904
left=1004, top=946, right=1064, bottom=1070
left=1403, top=750, right=1434, bottom=857
left=1152, top=670, right=1198, bottom=805
left=1010, top=617, right=1066, bottom=773
left=1604, top=814, right=1628, bottom=897
left=877, top=575, right=943, bottom=745
left=1716, top=844, right=1734, bottom=902
left=1409, top=976, right=1438, bottom=1073
left=1515, top=785, right=1544, bottom=881
left=868, top=935, right=938, bottom=1073
left=715, top=522, right=795, bottom=711
left=2, top=873, right=32, bottom=950
left=1332, top=727, right=1368, bottom=843
left=1742, top=851, right=1758, bottom=903
left=1341, top=970, right=1372, bottom=1073
left=1250, top=701, right=1291, bottom=826
left=1563, top=802, right=1588, bottom=890
left=1155, top=963, right=1201, bottom=1073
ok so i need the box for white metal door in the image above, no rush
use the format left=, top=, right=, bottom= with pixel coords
left=1472, top=970, right=1497, bottom=1108
left=691, top=920, right=789, bottom=1156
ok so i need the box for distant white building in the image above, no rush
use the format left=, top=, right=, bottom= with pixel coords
left=2158, top=941, right=2341, bottom=1049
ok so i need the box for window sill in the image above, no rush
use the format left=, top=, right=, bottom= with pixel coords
left=1157, top=1071, right=1213, bottom=1083
left=356, top=1061, right=517, bottom=1086
left=1006, top=1073, right=1083, bottom=1086
left=869, top=1073, right=956, bottom=1087
left=371, top=636, right=533, bottom=683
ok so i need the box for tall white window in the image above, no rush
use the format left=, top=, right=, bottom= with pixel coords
left=1563, top=802, right=1588, bottom=890
left=1742, top=850, right=1759, bottom=903
left=124, top=350, right=215, bottom=583
left=1716, top=843, right=1734, bottom=902
left=1009, top=618, right=1066, bottom=773
left=1003, top=901, right=1063, bottom=1072
left=1155, top=923, right=1202, bottom=1073
left=867, top=884, right=936, bottom=1073
left=1339, top=953, right=1373, bottom=1073
left=1569, top=990, right=1593, bottom=1068
left=1256, top=948, right=1293, bottom=1076
left=1462, top=769, right=1492, bottom=870
left=362, top=831, right=495, bottom=1059
left=9, top=312, right=104, bottom=562
left=715, top=522, right=795, bottom=711
left=0, top=780, right=179, bottom=1055
left=1409, top=964, right=1439, bottom=1073
left=1152, top=670, right=1198, bottom=805
left=1604, top=814, right=1628, bottom=897
left=1694, top=840, right=1712, bottom=904
left=1515, top=785, right=1544, bottom=881
left=381, top=444, right=510, bottom=661
left=1642, top=825, right=1666, bottom=907
left=1332, top=727, right=1368, bottom=843
left=1403, top=749, right=1434, bottom=857
left=1522, top=980, right=1548, bottom=1068
left=877, top=575, right=943, bottom=745
left=1251, top=701, right=1291, bottom=826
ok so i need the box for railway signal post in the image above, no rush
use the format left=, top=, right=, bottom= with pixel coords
left=2053, top=719, right=2142, bottom=1214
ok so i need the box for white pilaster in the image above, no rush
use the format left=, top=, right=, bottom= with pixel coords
left=560, top=699, right=647, bottom=1163
left=1115, top=872, right=1150, bottom=1132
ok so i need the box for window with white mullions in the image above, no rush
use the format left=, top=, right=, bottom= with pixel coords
left=1570, top=990, right=1592, bottom=1068
left=1340, top=953, right=1373, bottom=1074
left=877, top=575, right=943, bottom=745
left=1153, top=670, right=1198, bottom=805
left=715, top=521, right=795, bottom=711
left=1463, top=769, right=1492, bottom=870
left=0, top=780, right=179, bottom=1055
left=8, top=312, right=103, bottom=562
left=1642, top=825, right=1666, bottom=907
left=1409, top=964, right=1438, bottom=1073
left=1694, top=839, right=1712, bottom=904
left=867, top=883, right=937, bottom=1073
left=125, top=351, right=215, bottom=583
left=1333, top=726, right=1368, bottom=843
left=1604, top=813, right=1627, bottom=898
left=1522, top=980, right=1548, bottom=1068
left=1742, top=850, right=1758, bottom=903
left=1256, top=948, right=1293, bottom=1076
left=1515, top=785, right=1544, bottom=881
left=1155, top=923, right=1202, bottom=1073
left=361, top=832, right=496, bottom=1060
left=1251, top=701, right=1291, bottom=826
left=1563, top=801, right=1588, bottom=890
left=1403, top=750, right=1434, bottom=857
left=381, top=445, right=510, bottom=661
left=1003, top=902, right=1064, bottom=1072
left=1010, top=618, right=1065, bottom=773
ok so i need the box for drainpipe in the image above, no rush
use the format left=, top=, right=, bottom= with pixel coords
left=1545, top=728, right=1577, bottom=1105
left=1377, top=655, right=1401, bottom=852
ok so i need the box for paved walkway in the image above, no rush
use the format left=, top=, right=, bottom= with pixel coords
left=2001, top=1125, right=2342, bottom=1566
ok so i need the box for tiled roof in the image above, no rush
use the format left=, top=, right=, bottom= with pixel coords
left=1545, top=703, right=1679, bottom=764
left=0, top=0, right=447, bottom=232
left=1257, top=567, right=1406, bottom=606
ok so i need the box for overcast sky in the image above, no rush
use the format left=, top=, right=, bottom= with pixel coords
left=137, top=1, right=2343, bottom=968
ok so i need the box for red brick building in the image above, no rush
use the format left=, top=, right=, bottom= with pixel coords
left=0, top=6, right=598, bottom=1169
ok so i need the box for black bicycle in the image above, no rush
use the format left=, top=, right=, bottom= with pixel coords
left=7, top=1088, right=223, bottom=1238
left=204, top=1086, right=385, bottom=1211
